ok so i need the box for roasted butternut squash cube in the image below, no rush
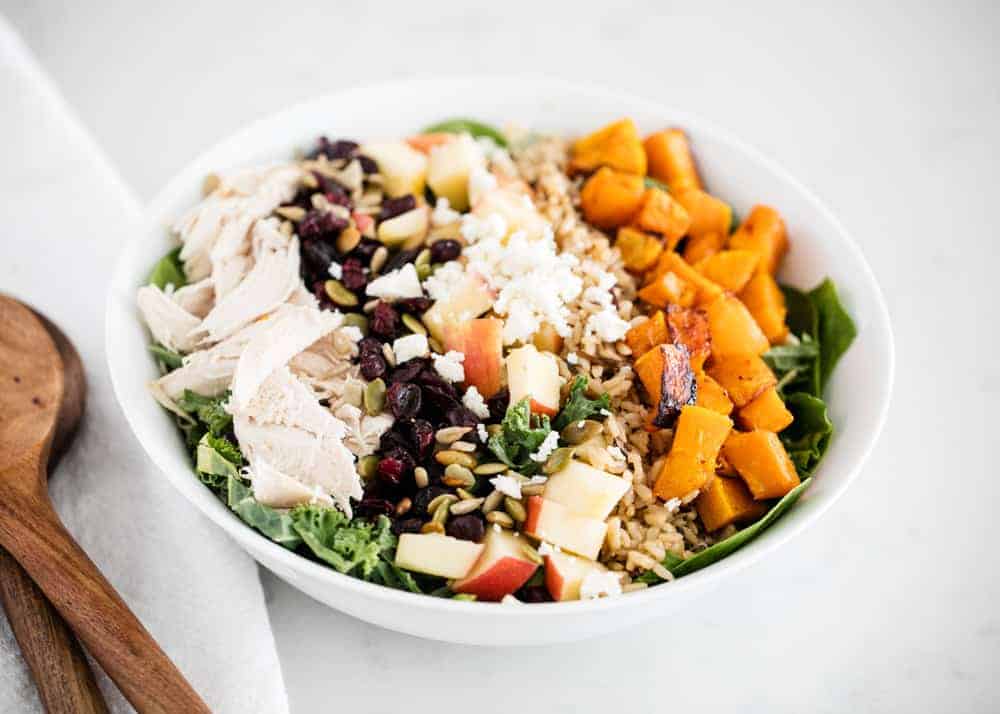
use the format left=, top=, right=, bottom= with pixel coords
left=716, top=451, right=738, bottom=476
left=616, top=226, right=663, bottom=273
left=722, top=430, right=800, bottom=499
left=635, top=343, right=695, bottom=423
left=673, top=188, right=732, bottom=239
left=696, top=475, right=769, bottom=531
left=637, top=270, right=695, bottom=308
left=643, top=129, right=702, bottom=191
left=571, top=119, right=647, bottom=175
left=696, top=250, right=759, bottom=294
left=632, top=188, right=690, bottom=249
left=683, top=231, right=727, bottom=264
left=739, top=273, right=789, bottom=344
left=652, top=252, right=723, bottom=306
left=666, top=305, right=711, bottom=371
left=653, top=405, right=733, bottom=501
left=652, top=451, right=709, bottom=501
left=729, top=205, right=788, bottom=275
left=737, top=387, right=793, bottom=432
left=695, top=371, right=733, bottom=416
left=704, top=295, right=770, bottom=357
left=625, top=311, right=668, bottom=358
left=580, top=167, right=645, bottom=229
left=707, top=354, right=777, bottom=407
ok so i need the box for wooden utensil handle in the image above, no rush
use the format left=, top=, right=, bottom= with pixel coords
left=0, top=547, right=109, bottom=714
left=0, top=473, right=210, bottom=714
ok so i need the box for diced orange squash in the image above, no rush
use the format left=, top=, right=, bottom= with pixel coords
left=653, top=405, right=733, bottom=500
left=673, top=188, right=732, bottom=239
left=571, top=119, right=647, bottom=175
left=739, top=273, right=789, bottom=344
left=580, top=167, right=645, bottom=229
left=729, top=205, right=788, bottom=275
left=695, top=250, right=759, bottom=294
left=696, top=476, right=769, bottom=531
left=704, top=295, right=770, bottom=357
left=683, top=231, right=727, bottom=264
left=643, top=129, right=701, bottom=191
left=707, top=354, right=777, bottom=407
left=737, top=387, right=794, bottom=432
left=625, top=311, right=668, bottom=358
left=666, top=305, right=710, bottom=371
left=717, top=451, right=738, bottom=476
left=695, top=371, right=733, bottom=416
left=635, top=342, right=692, bottom=408
left=637, top=270, right=695, bottom=308
left=651, top=252, right=723, bottom=306
left=722, top=430, right=800, bottom=499
left=631, top=188, right=690, bottom=249
left=616, top=226, right=663, bottom=273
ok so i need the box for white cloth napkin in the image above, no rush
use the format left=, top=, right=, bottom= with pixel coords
left=0, top=18, right=289, bottom=714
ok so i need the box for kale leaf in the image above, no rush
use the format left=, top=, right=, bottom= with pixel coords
left=421, top=118, right=507, bottom=147
left=552, top=376, right=611, bottom=431
left=487, top=397, right=553, bottom=475
left=149, top=343, right=184, bottom=371
left=176, top=390, right=232, bottom=436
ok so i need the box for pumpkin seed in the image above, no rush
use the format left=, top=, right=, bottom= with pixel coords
left=487, top=424, right=503, bottom=437
left=202, top=173, right=220, bottom=195
left=543, top=447, right=575, bottom=475
left=427, top=337, right=444, bottom=353
left=413, top=466, right=429, bottom=489
left=560, top=419, right=604, bottom=445
left=382, top=342, right=396, bottom=367
left=415, top=248, right=432, bottom=268
left=427, top=493, right=459, bottom=514
left=449, top=440, right=476, bottom=453
left=521, top=543, right=543, bottom=566
left=486, top=511, right=514, bottom=528
left=452, top=593, right=477, bottom=601
left=435, top=450, right=477, bottom=469
left=342, top=312, right=369, bottom=336
left=431, top=500, right=451, bottom=525
left=401, top=313, right=426, bottom=335
left=435, top=426, right=471, bottom=445
left=456, top=487, right=476, bottom=501
left=302, top=173, right=319, bottom=189
left=275, top=205, right=306, bottom=222
left=324, top=279, right=358, bottom=307
left=521, top=483, right=546, bottom=497
left=482, top=489, right=504, bottom=513
left=363, top=378, right=386, bottom=416
left=416, top=263, right=432, bottom=281
left=442, top=464, right=475, bottom=488
left=395, top=497, right=412, bottom=516
left=357, top=454, right=379, bottom=481
left=421, top=521, right=445, bottom=535
left=370, top=246, right=389, bottom=274
left=402, top=233, right=426, bottom=251
left=336, top=225, right=362, bottom=253
left=504, top=497, right=527, bottom=523
left=450, top=498, right=484, bottom=515
left=474, top=462, right=508, bottom=476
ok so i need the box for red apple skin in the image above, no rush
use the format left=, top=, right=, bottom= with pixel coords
left=444, top=318, right=504, bottom=398
left=544, top=556, right=568, bottom=601
left=453, top=557, right=538, bottom=602
left=529, top=398, right=558, bottom=417
left=524, top=496, right=544, bottom=537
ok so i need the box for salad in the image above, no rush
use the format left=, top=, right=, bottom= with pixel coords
left=138, top=117, right=855, bottom=603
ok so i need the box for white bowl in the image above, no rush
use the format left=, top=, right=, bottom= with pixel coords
left=106, top=77, right=893, bottom=645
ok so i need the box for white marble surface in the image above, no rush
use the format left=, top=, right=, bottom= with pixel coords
left=4, top=1, right=997, bottom=711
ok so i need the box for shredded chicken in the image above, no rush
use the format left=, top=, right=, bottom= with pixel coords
left=137, top=285, right=201, bottom=353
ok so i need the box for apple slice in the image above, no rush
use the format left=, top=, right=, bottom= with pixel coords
left=545, top=549, right=611, bottom=602
left=524, top=496, right=606, bottom=560
left=394, top=533, right=484, bottom=579
left=444, top=317, right=504, bottom=398
left=506, top=344, right=561, bottom=416
left=427, top=134, right=485, bottom=212
left=377, top=206, right=429, bottom=247
left=472, top=186, right=549, bottom=240
left=422, top=272, right=495, bottom=342
left=452, top=528, right=538, bottom=601
left=360, top=141, right=428, bottom=198
left=543, top=460, right=629, bottom=520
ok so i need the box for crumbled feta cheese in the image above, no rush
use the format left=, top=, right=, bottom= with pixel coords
left=366, top=263, right=423, bottom=301
left=599, top=408, right=611, bottom=416
left=537, top=541, right=558, bottom=557
left=327, top=261, right=343, bottom=279
left=580, top=571, right=623, bottom=600
left=392, top=333, right=429, bottom=363
left=607, top=445, right=626, bottom=461
left=586, top=308, right=630, bottom=343
left=526, top=475, right=548, bottom=485
left=462, top=385, right=490, bottom=419
left=566, top=352, right=579, bottom=365
left=664, top=497, right=682, bottom=513
left=432, top=350, right=465, bottom=383
left=476, top=423, right=489, bottom=443
left=529, top=430, right=560, bottom=463
left=340, top=326, right=363, bottom=343
left=468, top=165, right=499, bottom=206
left=500, top=594, right=523, bottom=605
left=490, top=474, right=522, bottom=499
left=422, top=261, right=465, bottom=301
left=431, top=197, right=461, bottom=226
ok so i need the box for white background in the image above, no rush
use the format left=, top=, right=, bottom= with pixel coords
left=4, top=1, right=998, bottom=711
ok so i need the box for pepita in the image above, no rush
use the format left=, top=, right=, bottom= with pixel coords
left=420, top=521, right=445, bottom=535
left=356, top=454, right=379, bottom=481
left=342, top=312, right=369, bottom=336
left=487, top=424, right=503, bottom=437
left=427, top=337, right=444, bottom=354
left=435, top=450, right=477, bottom=469
left=521, top=543, right=543, bottom=566
left=452, top=593, right=477, bottom=601
left=486, top=511, right=514, bottom=528
left=442, top=463, right=475, bottom=488
left=401, top=313, right=427, bottom=336
left=363, top=378, right=386, bottom=416
left=474, top=462, right=508, bottom=476
left=336, top=225, right=362, bottom=253
left=504, top=497, right=527, bottom=523
left=413, top=466, right=429, bottom=489
left=482, top=489, right=504, bottom=513
left=431, top=500, right=451, bottom=525
left=543, top=447, right=575, bottom=475
left=560, top=419, right=604, bottom=445
left=435, top=426, right=471, bottom=445
left=521, top=483, right=546, bottom=497
left=416, top=263, right=432, bottom=281
left=450, top=498, right=484, bottom=516
left=324, top=279, right=359, bottom=307
left=370, top=246, right=389, bottom=274
left=415, top=248, right=432, bottom=268
left=456, top=488, right=476, bottom=501
left=449, top=440, right=476, bottom=453
left=426, top=493, right=459, bottom=514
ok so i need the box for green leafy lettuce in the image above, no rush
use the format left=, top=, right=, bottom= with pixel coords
left=487, top=397, right=553, bottom=475
left=421, top=118, right=508, bottom=147
left=176, top=390, right=233, bottom=436
left=147, top=247, right=187, bottom=290
left=149, top=343, right=184, bottom=371
left=552, top=376, right=611, bottom=431
left=226, top=476, right=303, bottom=549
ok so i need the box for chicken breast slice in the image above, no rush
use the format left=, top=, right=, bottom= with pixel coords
left=248, top=457, right=333, bottom=509
left=170, top=278, right=214, bottom=318
left=137, top=285, right=201, bottom=353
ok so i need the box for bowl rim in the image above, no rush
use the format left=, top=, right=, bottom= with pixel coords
left=106, top=75, right=894, bottom=617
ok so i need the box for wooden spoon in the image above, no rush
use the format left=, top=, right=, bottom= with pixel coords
left=0, top=296, right=209, bottom=713
left=0, top=307, right=109, bottom=713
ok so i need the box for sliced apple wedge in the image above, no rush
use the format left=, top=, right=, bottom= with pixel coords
left=377, top=206, right=429, bottom=247
left=542, top=460, right=629, bottom=520
left=506, top=344, right=561, bottom=416
left=360, top=141, right=428, bottom=198
left=394, top=533, right=484, bottom=579
left=422, top=272, right=495, bottom=342
left=427, top=134, right=484, bottom=212
left=453, top=528, right=538, bottom=601
left=545, top=549, right=610, bottom=602
left=444, top=317, right=504, bottom=398
left=524, top=496, right=607, bottom=560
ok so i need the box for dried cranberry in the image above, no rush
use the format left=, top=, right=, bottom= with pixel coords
left=392, top=517, right=423, bottom=536
left=388, top=358, right=428, bottom=385
left=382, top=248, right=420, bottom=275
left=379, top=195, right=417, bottom=222
left=406, top=419, right=435, bottom=458
left=301, top=238, right=336, bottom=273
left=376, top=457, right=406, bottom=486
left=350, top=238, right=381, bottom=266
left=340, top=258, right=368, bottom=291
left=357, top=155, right=378, bottom=174
left=379, top=428, right=412, bottom=456
left=396, top=297, right=433, bottom=314
left=445, top=405, right=480, bottom=428
left=308, top=137, right=359, bottom=160
left=370, top=301, right=399, bottom=339
left=411, top=486, right=450, bottom=517
left=387, top=382, right=422, bottom=420
left=359, top=350, right=387, bottom=380
left=299, top=209, right=348, bottom=239
left=355, top=498, right=394, bottom=518
left=487, top=389, right=510, bottom=421
left=430, top=239, right=462, bottom=263
left=446, top=514, right=485, bottom=542
left=518, top=586, right=553, bottom=603
left=311, top=280, right=335, bottom=310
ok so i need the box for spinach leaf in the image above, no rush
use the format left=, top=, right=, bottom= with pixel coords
left=147, top=247, right=187, bottom=290
left=149, top=343, right=183, bottom=371
left=782, top=285, right=818, bottom=343
left=487, top=397, right=552, bottom=475
left=421, top=118, right=507, bottom=148
left=552, top=376, right=610, bottom=431
left=780, top=393, right=833, bottom=475
left=764, top=337, right=819, bottom=397
left=226, top=476, right=303, bottom=550
left=176, top=390, right=232, bottom=436
left=809, top=279, right=857, bottom=391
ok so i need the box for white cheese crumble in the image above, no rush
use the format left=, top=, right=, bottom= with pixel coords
left=580, top=571, right=623, bottom=600
left=422, top=261, right=465, bottom=301
left=476, top=423, right=489, bottom=443
left=462, top=385, right=490, bottom=418
left=468, top=165, right=499, bottom=206
left=340, top=326, right=363, bottom=343
left=587, top=309, right=631, bottom=343
left=607, top=445, right=626, bottom=462
left=432, top=350, right=465, bottom=383
left=537, top=541, right=559, bottom=557
left=392, top=333, right=429, bottom=363
left=431, top=197, right=461, bottom=226
left=366, top=263, right=423, bottom=301
left=490, top=474, right=522, bottom=499
left=500, top=594, right=523, bottom=606
left=664, top=497, right=682, bottom=513
left=529, top=430, right=560, bottom=463
left=566, top=352, right=579, bottom=365
left=599, top=408, right=611, bottom=416
left=327, top=262, right=343, bottom=279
